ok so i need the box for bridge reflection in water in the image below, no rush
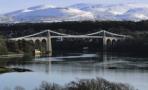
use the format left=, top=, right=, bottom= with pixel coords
left=32, top=52, right=119, bottom=73
left=0, top=52, right=147, bottom=90
left=10, top=30, right=130, bottom=56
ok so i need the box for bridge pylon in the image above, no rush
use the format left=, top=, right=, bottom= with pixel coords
left=103, top=30, right=107, bottom=51
left=47, top=30, right=52, bottom=56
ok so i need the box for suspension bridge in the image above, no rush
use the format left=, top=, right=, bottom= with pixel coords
left=10, top=30, right=130, bottom=56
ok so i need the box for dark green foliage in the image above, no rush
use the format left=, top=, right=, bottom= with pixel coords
left=22, top=53, right=33, bottom=61
left=6, top=40, right=34, bottom=54
left=21, top=40, right=34, bottom=53
left=6, top=40, right=20, bottom=53
left=0, top=35, right=8, bottom=55
left=0, top=67, right=12, bottom=73
left=1, top=20, right=148, bottom=37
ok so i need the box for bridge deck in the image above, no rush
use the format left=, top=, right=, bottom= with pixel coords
left=9, top=30, right=129, bottom=40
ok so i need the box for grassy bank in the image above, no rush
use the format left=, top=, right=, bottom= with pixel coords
left=0, top=67, right=31, bottom=73
left=0, top=54, right=23, bottom=59
left=0, top=67, right=12, bottom=73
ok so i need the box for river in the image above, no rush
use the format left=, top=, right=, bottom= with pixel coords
left=0, top=52, right=148, bottom=90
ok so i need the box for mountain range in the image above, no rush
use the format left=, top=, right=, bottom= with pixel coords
left=1, top=3, right=148, bottom=23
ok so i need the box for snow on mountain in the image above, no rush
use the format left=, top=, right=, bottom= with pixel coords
left=74, top=3, right=148, bottom=21
left=4, top=3, right=148, bottom=23
left=5, top=4, right=94, bottom=22
left=6, top=5, right=56, bottom=16
left=118, top=8, right=148, bottom=21
left=28, top=4, right=56, bottom=10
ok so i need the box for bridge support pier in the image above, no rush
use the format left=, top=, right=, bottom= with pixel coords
left=103, top=37, right=107, bottom=51
left=47, top=31, right=52, bottom=56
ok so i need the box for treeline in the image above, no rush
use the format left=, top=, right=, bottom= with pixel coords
left=0, top=35, right=8, bottom=55
left=0, top=20, right=148, bottom=37
left=6, top=40, right=34, bottom=53
left=0, top=34, right=34, bottom=55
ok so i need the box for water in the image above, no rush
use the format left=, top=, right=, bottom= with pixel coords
left=0, top=52, right=148, bottom=90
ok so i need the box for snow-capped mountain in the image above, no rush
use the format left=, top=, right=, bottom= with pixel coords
left=3, top=3, right=148, bottom=23
left=5, top=4, right=94, bottom=22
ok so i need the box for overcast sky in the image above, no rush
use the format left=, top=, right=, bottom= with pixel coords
left=0, top=0, right=148, bottom=14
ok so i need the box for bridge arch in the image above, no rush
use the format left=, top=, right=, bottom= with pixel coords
left=117, top=39, right=121, bottom=45
left=17, top=40, right=23, bottom=51
left=41, top=39, right=47, bottom=53
left=106, top=39, right=112, bottom=48
left=35, top=39, right=41, bottom=50
left=112, top=39, right=116, bottom=46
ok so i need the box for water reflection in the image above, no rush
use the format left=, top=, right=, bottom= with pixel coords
left=0, top=52, right=148, bottom=90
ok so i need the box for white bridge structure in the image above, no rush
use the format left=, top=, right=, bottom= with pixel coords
left=10, top=30, right=130, bottom=56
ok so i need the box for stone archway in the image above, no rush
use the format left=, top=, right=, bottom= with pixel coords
left=106, top=39, right=112, bottom=50
left=116, top=39, right=121, bottom=46
left=35, top=39, right=41, bottom=50
left=41, top=39, right=47, bottom=53
left=112, top=39, right=116, bottom=46
left=112, top=39, right=118, bottom=50
left=107, top=39, right=112, bottom=47
left=17, top=40, right=23, bottom=51
left=28, top=40, right=35, bottom=51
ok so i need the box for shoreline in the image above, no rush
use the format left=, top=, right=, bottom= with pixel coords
left=0, top=67, right=32, bottom=73
left=0, top=54, right=24, bottom=59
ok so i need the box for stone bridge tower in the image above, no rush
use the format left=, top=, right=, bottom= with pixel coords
left=47, top=31, right=52, bottom=56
